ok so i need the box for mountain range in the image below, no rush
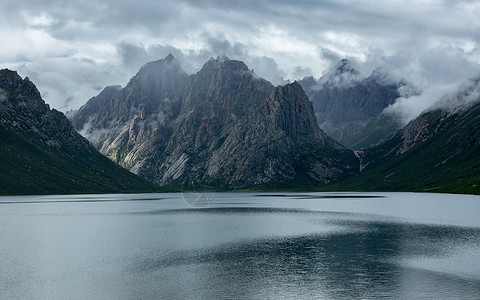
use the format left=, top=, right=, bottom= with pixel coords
left=1, top=54, right=479, bottom=195
left=73, top=55, right=358, bottom=189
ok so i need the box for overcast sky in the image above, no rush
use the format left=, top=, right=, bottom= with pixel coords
left=1, top=0, right=480, bottom=122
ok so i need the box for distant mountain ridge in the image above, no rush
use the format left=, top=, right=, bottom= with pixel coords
left=73, top=55, right=358, bottom=189
left=299, top=60, right=413, bottom=149
left=0, top=69, right=160, bottom=195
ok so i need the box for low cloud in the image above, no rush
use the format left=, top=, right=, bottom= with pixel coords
left=1, top=0, right=479, bottom=116
left=385, top=83, right=459, bottom=124
left=291, top=66, right=314, bottom=80
left=117, top=42, right=197, bottom=74
left=202, top=33, right=289, bottom=85
left=365, top=26, right=480, bottom=124
left=117, top=36, right=289, bottom=87
left=317, top=47, right=342, bottom=69
left=14, top=57, right=129, bottom=111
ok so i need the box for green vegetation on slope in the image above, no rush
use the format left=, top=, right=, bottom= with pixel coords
left=0, top=123, right=162, bottom=196
left=325, top=105, right=480, bottom=195
left=0, top=69, right=163, bottom=195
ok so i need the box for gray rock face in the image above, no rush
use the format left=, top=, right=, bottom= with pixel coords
left=72, top=85, right=121, bottom=125
left=147, top=58, right=277, bottom=187
left=74, top=55, right=359, bottom=188
left=72, top=54, right=190, bottom=171
left=299, top=60, right=410, bottom=149
left=205, top=82, right=357, bottom=188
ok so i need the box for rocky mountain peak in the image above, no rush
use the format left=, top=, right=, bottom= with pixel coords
left=299, top=61, right=405, bottom=149
left=0, top=71, right=159, bottom=194
left=72, top=54, right=189, bottom=152
left=0, top=69, right=48, bottom=114
left=264, top=81, right=325, bottom=144
left=366, top=68, right=393, bottom=85
left=103, top=85, right=122, bottom=93
left=0, top=69, right=87, bottom=150
left=72, top=85, right=122, bottom=129
left=73, top=57, right=358, bottom=189
left=334, top=58, right=359, bottom=75
left=211, top=55, right=230, bottom=63
left=317, top=58, right=362, bottom=89
left=200, top=56, right=248, bottom=74
left=181, top=57, right=271, bottom=112
left=93, top=85, right=122, bottom=100
left=118, top=53, right=188, bottom=108
left=134, top=54, right=185, bottom=81
left=165, top=53, right=175, bottom=63
left=200, top=79, right=356, bottom=188
left=0, top=69, right=22, bottom=88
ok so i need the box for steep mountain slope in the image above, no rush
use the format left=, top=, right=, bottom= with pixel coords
left=0, top=69, right=160, bottom=195
left=331, top=80, right=480, bottom=194
left=142, top=57, right=279, bottom=187
left=300, top=60, right=409, bottom=149
left=74, top=55, right=358, bottom=189
left=72, top=54, right=189, bottom=170
left=205, top=82, right=358, bottom=188
left=73, top=85, right=121, bottom=128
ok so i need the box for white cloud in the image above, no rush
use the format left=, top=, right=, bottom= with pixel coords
left=371, top=28, right=480, bottom=123
left=385, top=83, right=459, bottom=124
left=0, top=0, right=479, bottom=116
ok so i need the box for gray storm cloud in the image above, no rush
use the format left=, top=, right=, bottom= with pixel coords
left=359, top=25, right=480, bottom=124
left=0, top=0, right=479, bottom=121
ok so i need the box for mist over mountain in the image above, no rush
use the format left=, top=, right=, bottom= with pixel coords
left=3, top=49, right=479, bottom=194
left=334, top=79, right=480, bottom=194
left=73, top=55, right=358, bottom=188
left=0, top=69, right=159, bottom=195
left=299, top=59, right=416, bottom=149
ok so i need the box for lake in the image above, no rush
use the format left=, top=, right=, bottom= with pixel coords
left=1, top=192, right=480, bottom=299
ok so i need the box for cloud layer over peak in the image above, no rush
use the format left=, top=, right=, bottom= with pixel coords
left=1, top=0, right=480, bottom=122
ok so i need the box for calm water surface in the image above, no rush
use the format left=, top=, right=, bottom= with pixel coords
left=1, top=192, right=480, bottom=299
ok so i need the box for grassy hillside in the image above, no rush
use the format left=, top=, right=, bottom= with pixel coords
left=0, top=69, right=165, bottom=196
left=0, top=121, right=162, bottom=196
left=324, top=104, right=480, bottom=195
